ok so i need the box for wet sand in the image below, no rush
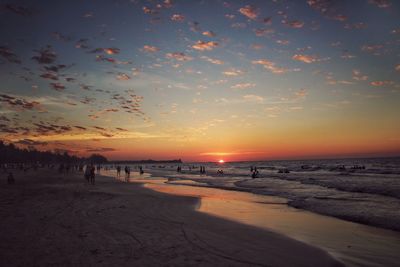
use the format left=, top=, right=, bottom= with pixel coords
left=0, top=169, right=342, bottom=267
left=139, top=178, right=400, bottom=267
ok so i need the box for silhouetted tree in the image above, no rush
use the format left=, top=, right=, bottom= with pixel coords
left=0, top=141, right=108, bottom=164
left=87, top=154, right=108, bottom=164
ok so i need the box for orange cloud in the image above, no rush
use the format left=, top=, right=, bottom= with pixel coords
left=202, top=31, right=216, bottom=37
left=222, top=69, right=244, bottom=76
left=292, top=54, right=318, bottom=63
left=143, top=45, right=159, bottom=53
left=370, top=80, right=394, bottom=86
left=192, top=41, right=219, bottom=51
left=252, top=59, right=288, bottom=74
left=104, top=48, right=120, bottom=55
left=238, top=5, right=258, bottom=20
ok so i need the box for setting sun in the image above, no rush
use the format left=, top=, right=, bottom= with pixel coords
left=218, top=159, right=225, bottom=164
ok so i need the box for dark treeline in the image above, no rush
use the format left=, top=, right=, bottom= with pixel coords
left=0, top=141, right=108, bottom=164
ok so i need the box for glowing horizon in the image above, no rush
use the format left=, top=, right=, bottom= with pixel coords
left=1, top=0, right=400, bottom=162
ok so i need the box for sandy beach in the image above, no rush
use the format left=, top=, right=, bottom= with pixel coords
left=0, top=169, right=343, bottom=267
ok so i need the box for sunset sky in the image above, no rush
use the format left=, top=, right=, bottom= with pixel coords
left=1, top=0, right=399, bottom=161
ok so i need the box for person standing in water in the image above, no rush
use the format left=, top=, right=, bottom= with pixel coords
left=116, top=166, right=121, bottom=177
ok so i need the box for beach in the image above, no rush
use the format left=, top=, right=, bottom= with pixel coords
left=0, top=169, right=342, bottom=267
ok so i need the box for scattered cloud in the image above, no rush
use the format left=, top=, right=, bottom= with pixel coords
left=50, top=83, right=66, bottom=91
left=243, top=94, right=264, bottom=103
left=222, top=69, right=244, bottom=76
left=192, top=41, right=219, bottom=51
left=254, top=28, right=274, bottom=36
left=0, top=94, right=44, bottom=112
left=282, top=20, right=305, bottom=28
left=171, top=14, right=185, bottom=22
left=202, top=31, right=216, bottom=37
left=86, top=147, right=116, bottom=152
left=231, top=83, right=256, bottom=89
left=370, top=80, right=394, bottom=86
left=295, top=88, right=308, bottom=98
left=361, top=44, right=384, bottom=55
left=252, top=59, right=288, bottom=74
left=32, top=46, right=57, bottom=64
left=116, top=73, right=131, bottom=80
left=307, top=0, right=347, bottom=21
left=15, top=139, right=48, bottom=146
left=201, top=56, right=224, bottom=65
left=276, top=40, right=290, bottom=45
left=292, top=54, right=319, bottom=63
left=352, top=70, right=368, bottom=81
left=0, top=46, right=21, bottom=63
left=166, top=52, right=193, bottom=61
left=368, top=0, right=391, bottom=8
left=2, top=4, right=33, bottom=16
left=344, top=22, right=367, bottom=30
left=238, top=5, right=258, bottom=20
left=103, top=48, right=120, bottom=55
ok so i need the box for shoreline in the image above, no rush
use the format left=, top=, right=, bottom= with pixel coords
left=142, top=167, right=400, bottom=233
left=0, top=169, right=343, bottom=267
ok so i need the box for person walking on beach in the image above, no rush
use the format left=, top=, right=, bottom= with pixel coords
left=90, top=165, right=96, bottom=185
left=126, top=167, right=130, bottom=181
left=124, top=166, right=130, bottom=181
left=84, top=166, right=91, bottom=184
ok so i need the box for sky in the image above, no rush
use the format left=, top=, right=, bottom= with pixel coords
left=0, top=0, right=399, bottom=162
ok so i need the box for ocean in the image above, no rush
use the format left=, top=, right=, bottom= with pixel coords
left=113, top=157, right=400, bottom=232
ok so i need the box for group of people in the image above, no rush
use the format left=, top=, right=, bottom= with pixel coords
left=115, top=165, right=145, bottom=181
